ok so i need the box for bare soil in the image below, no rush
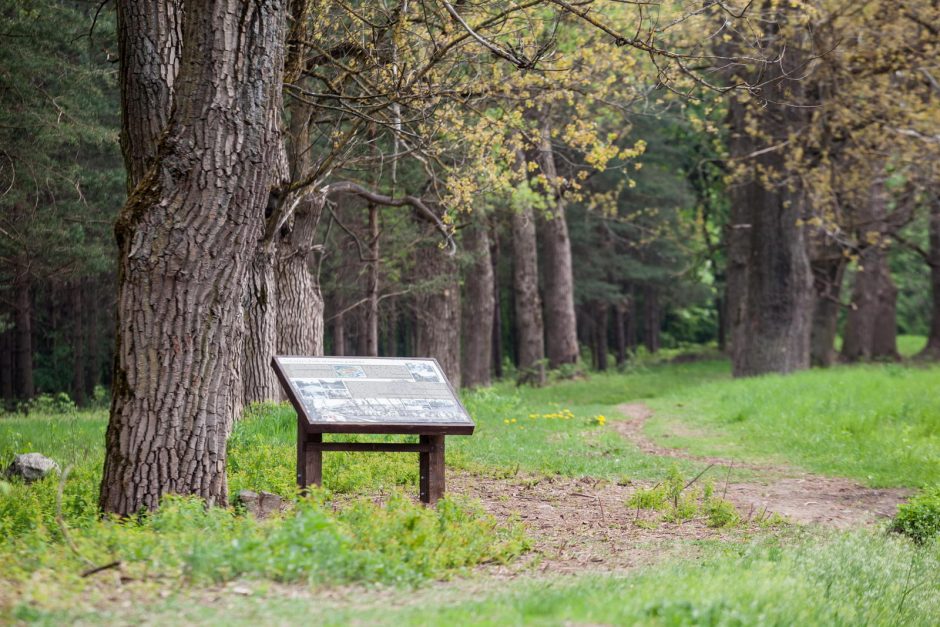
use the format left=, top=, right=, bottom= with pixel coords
left=613, top=403, right=910, bottom=529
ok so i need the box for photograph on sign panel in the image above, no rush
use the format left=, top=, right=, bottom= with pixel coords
left=303, top=396, right=468, bottom=424
left=294, top=379, right=328, bottom=400
left=406, top=361, right=441, bottom=383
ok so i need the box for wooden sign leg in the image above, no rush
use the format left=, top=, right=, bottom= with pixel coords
left=419, top=434, right=445, bottom=505
left=297, top=425, right=323, bottom=491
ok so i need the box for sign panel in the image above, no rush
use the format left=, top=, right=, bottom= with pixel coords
left=272, top=356, right=475, bottom=434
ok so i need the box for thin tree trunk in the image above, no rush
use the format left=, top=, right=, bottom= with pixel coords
left=461, top=218, right=494, bottom=388
left=491, top=228, right=504, bottom=379
left=101, top=0, right=287, bottom=515
left=14, top=264, right=33, bottom=399
left=0, top=325, right=13, bottom=404
left=511, top=150, right=546, bottom=385
left=70, top=281, right=86, bottom=405
left=614, top=301, right=626, bottom=367
left=919, top=199, right=940, bottom=359
left=333, top=308, right=346, bottom=356
left=415, top=244, right=461, bottom=386
left=364, top=203, right=380, bottom=356
left=594, top=302, right=609, bottom=371
left=536, top=116, right=580, bottom=368
left=643, top=287, right=660, bottom=354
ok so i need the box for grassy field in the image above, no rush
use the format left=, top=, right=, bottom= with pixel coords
left=2, top=346, right=939, bottom=624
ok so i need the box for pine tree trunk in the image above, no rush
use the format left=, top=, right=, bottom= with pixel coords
left=614, top=301, right=627, bottom=366
left=919, top=200, right=940, bottom=359
left=491, top=230, right=504, bottom=379
left=14, top=264, right=33, bottom=399
left=70, top=281, right=87, bottom=405
left=116, top=0, right=181, bottom=190
left=593, top=302, right=609, bottom=371
left=100, top=0, right=287, bottom=515
left=510, top=152, right=546, bottom=385
left=0, top=325, right=13, bottom=404
left=415, top=245, right=461, bottom=386
left=643, top=287, right=660, bottom=354
left=461, top=219, right=494, bottom=388
left=333, top=312, right=346, bottom=356
left=84, top=277, right=102, bottom=398
left=809, top=255, right=846, bottom=367
left=536, top=118, right=580, bottom=368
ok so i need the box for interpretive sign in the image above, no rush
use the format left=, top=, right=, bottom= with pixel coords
left=271, top=356, right=474, bottom=504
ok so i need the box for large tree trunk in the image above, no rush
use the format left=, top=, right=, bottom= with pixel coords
left=842, top=176, right=899, bottom=362
left=536, top=117, right=580, bottom=368
left=415, top=244, right=461, bottom=386
left=726, top=92, right=813, bottom=375
left=510, top=151, right=546, bottom=385
left=116, top=0, right=180, bottom=190
left=461, top=218, right=494, bottom=388
left=100, top=0, right=287, bottom=515
left=809, top=254, right=846, bottom=367
left=919, top=199, right=940, bottom=359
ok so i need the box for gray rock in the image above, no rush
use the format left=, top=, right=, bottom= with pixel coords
left=6, top=453, right=60, bottom=483
left=237, top=489, right=288, bottom=518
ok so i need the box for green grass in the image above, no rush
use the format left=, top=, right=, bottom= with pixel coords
left=16, top=532, right=940, bottom=626
left=898, top=334, right=928, bottom=357
left=646, top=363, right=940, bottom=487
left=4, top=353, right=940, bottom=623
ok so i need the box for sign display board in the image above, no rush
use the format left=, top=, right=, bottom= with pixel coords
left=272, top=356, right=474, bottom=435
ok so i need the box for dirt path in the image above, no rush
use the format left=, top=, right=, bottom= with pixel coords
left=614, top=403, right=910, bottom=529
left=450, top=472, right=745, bottom=575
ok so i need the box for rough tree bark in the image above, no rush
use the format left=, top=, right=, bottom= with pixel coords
left=842, top=176, right=899, bottom=362
left=461, top=218, right=494, bottom=388
left=511, top=150, right=546, bottom=385
left=0, top=326, right=12, bottom=403
left=415, top=243, right=461, bottom=387
left=100, top=0, right=287, bottom=515
left=536, top=116, right=580, bottom=368
left=116, top=0, right=181, bottom=190
left=919, top=198, right=940, bottom=359
left=242, top=250, right=280, bottom=404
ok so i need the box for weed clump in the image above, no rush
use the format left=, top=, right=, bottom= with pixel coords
left=890, top=487, right=940, bottom=544
left=628, top=465, right=742, bottom=528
